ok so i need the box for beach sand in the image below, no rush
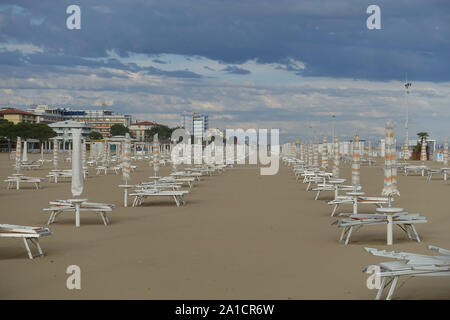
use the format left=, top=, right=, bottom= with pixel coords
left=0, top=153, right=449, bottom=299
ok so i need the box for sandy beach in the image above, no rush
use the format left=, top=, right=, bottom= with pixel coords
left=0, top=152, right=449, bottom=299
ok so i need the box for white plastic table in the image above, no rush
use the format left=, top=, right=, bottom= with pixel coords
left=346, top=191, right=365, bottom=214
left=376, top=207, right=404, bottom=245
left=67, top=198, right=88, bottom=227
left=119, top=184, right=134, bottom=207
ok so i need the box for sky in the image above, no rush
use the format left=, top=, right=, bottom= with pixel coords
left=0, top=0, right=449, bottom=142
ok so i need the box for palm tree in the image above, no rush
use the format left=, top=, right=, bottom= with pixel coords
left=417, top=132, right=429, bottom=141
left=413, top=132, right=429, bottom=154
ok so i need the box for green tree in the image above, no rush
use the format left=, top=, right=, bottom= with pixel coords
left=30, top=123, right=57, bottom=143
left=89, top=131, right=103, bottom=140
left=144, top=125, right=176, bottom=141
left=14, top=122, right=34, bottom=139
left=110, top=124, right=129, bottom=136
left=417, top=132, right=429, bottom=141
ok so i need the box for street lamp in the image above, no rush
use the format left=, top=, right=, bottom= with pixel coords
left=332, top=114, right=336, bottom=140
left=405, top=81, right=412, bottom=157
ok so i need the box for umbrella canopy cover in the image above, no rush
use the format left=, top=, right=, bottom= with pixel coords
left=153, top=134, right=160, bottom=173
left=322, top=137, right=328, bottom=168
left=382, top=121, right=400, bottom=197
left=15, top=137, right=21, bottom=168
left=71, top=129, right=83, bottom=197
left=122, top=133, right=131, bottom=182
left=351, top=133, right=360, bottom=189
left=53, top=139, right=58, bottom=170
left=313, top=140, right=319, bottom=167
left=444, top=138, right=448, bottom=167
left=22, top=139, right=28, bottom=162
left=421, top=138, right=427, bottom=162
left=333, top=136, right=339, bottom=178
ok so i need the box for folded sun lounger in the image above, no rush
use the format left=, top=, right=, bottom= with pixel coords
left=363, top=245, right=450, bottom=299
left=0, top=224, right=51, bottom=259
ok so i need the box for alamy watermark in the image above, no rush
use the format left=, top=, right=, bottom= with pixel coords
left=365, top=265, right=381, bottom=290
left=169, top=128, right=280, bottom=175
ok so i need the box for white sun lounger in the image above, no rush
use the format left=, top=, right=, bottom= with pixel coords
left=332, top=212, right=427, bottom=245
left=363, top=245, right=450, bottom=300
left=0, top=224, right=52, bottom=259
left=130, top=189, right=189, bottom=207
left=4, top=176, right=43, bottom=190
left=43, top=200, right=115, bottom=226
left=328, top=195, right=388, bottom=217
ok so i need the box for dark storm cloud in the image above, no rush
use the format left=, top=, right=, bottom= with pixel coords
left=1, top=0, right=449, bottom=81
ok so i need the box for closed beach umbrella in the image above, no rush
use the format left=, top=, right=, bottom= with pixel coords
left=15, top=137, right=21, bottom=172
left=22, top=139, right=28, bottom=163
left=420, top=138, right=427, bottom=162
left=381, top=121, right=399, bottom=245
left=82, top=139, right=86, bottom=167
left=351, top=133, right=360, bottom=190
left=122, top=133, right=131, bottom=183
left=102, top=140, right=107, bottom=163
left=313, top=139, right=319, bottom=167
left=71, top=129, right=84, bottom=227
left=382, top=121, right=400, bottom=197
left=153, top=134, right=160, bottom=176
left=444, top=138, right=448, bottom=168
left=333, top=136, right=340, bottom=178
left=322, top=137, right=328, bottom=169
left=71, top=129, right=83, bottom=197
left=403, top=139, right=409, bottom=160
left=300, top=142, right=305, bottom=162
left=308, top=142, right=313, bottom=166
left=53, top=139, right=58, bottom=170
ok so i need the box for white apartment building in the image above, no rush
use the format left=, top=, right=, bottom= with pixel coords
left=180, top=112, right=208, bottom=139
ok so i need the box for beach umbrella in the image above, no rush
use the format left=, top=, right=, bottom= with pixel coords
left=82, top=139, right=86, bottom=168
left=153, top=134, right=160, bottom=177
left=333, top=136, right=340, bottom=178
left=313, top=139, right=319, bottom=167
left=40, top=143, right=44, bottom=161
left=15, top=137, right=21, bottom=173
left=120, top=133, right=132, bottom=207
left=71, top=129, right=84, bottom=227
left=122, top=133, right=131, bottom=183
left=68, top=143, right=72, bottom=162
left=308, top=143, right=313, bottom=166
left=322, top=137, right=328, bottom=169
left=172, top=141, right=179, bottom=172
left=53, top=139, right=58, bottom=170
left=443, top=138, right=448, bottom=181
left=22, top=139, right=28, bottom=163
left=381, top=121, right=400, bottom=245
left=403, top=139, right=409, bottom=160
left=299, top=142, right=304, bottom=162
left=71, top=129, right=83, bottom=197
left=420, top=137, right=427, bottom=162
left=444, top=138, right=448, bottom=168
left=382, top=121, right=400, bottom=198
left=351, top=132, right=360, bottom=190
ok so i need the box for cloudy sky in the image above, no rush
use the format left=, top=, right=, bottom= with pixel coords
left=0, top=0, right=449, bottom=142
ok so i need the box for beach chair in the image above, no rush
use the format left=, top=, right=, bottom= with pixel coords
left=130, top=189, right=189, bottom=207
left=43, top=200, right=115, bottom=226
left=5, top=176, right=43, bottom=190
left=332, top=212, right=427, bottom=245
left=363, top=246, right=450, bottom=300
left=328, top=194, right=388, bottom=217
left=0, top=224, right=51, bottom=259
